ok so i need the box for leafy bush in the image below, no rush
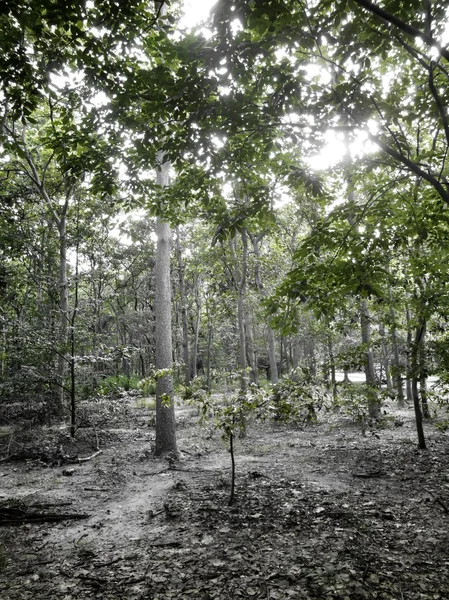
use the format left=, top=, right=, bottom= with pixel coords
left=180, top=375, right=208, bottom=402
left=137, top=377, right=156, bottom=396
left=271, top=368, right=328, bottom=425
left=97, top=375, right=141, bottom=396
left=334, top=382, right=375, bottom=423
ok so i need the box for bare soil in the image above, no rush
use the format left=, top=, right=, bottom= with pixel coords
left=0, top=398, right=449, bottom=599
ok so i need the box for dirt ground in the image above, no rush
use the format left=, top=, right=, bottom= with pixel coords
left=0, top=396, right=449, bottom=600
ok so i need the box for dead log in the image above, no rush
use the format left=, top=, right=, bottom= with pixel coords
left=0, top=509, right=90, bottom=525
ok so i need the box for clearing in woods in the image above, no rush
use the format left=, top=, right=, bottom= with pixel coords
left=0, top=396, right=448, bottom=600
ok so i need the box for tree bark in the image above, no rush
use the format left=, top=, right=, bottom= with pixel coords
left=419, top=320, right=430, bottom=419
left=154, top=157, right=177, bottom=457
left=360, top=299, right=380, bottom=418
left=56, top=209, right=69, bottom=412
left=250, top=233, right=278, bottom=383
left=379, top=323, right=393, bottom=392
left=411, top=322, right=427, bottom=449
left=389, top=303, right=405, bottom=406
left=236, top=233, right=248, bottom=395
left=191, top=275, right=202, bottom=379
left=405, top=304, right=413, bottom=403
left=175, top=226, right=190, bottom=386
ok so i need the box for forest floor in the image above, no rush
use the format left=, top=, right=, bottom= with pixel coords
left=0, top=394, right=449, bottom=599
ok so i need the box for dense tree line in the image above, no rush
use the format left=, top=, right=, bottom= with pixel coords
left=1, top=1, right=449, bottom=452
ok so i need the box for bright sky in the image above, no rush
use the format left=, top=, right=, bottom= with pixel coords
left=180, top=0, right=218, bottom=29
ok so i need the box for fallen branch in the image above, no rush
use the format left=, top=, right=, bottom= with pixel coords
left=352, top=470, right=384, bottom=479
left=0, top=509, right=90, bottom=525
left=67, top=450, right=103, bottom=464
left=29, top=501, right=73, bottom=509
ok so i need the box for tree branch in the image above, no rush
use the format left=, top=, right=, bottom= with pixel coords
left=352, top=0, right=449, bottom=62
left=367, top=131, right=449, bottom=205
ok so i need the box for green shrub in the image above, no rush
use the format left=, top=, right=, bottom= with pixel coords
left=98, top=375, right=141, bottom=396
left=180, top=375, right=208, bottom=402
left=334, top=382, right=374, bottom=423
left=271, top=368, right=328, bottom=425
left=137, top=377, right=156, bottom=396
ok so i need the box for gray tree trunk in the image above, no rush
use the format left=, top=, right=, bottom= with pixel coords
left=360, top=299, right=380, bottom=418
left=57, top=210, right=68, bottom=411
left=191, top=275, right=202, bottom=379
left=154, top=158, right=177, bottom=456
left=379, top=323, right=393, bottom=392
left=236, top=233, right=248, bottom=394
left=250, top=233, right=278, bottom=383
left=389, top=304, right=405, bottom=406
left=405, top=305, right=413, bottom=403
left=245, top=305, right=258, bottom=385
left=419, top=321, right=430, bottom=419
left=175, top=226, right=190, bottom=386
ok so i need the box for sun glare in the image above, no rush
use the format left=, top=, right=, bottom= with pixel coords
left=180, top=0, right=218, bottom=29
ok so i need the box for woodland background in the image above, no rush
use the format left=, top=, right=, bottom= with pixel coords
left=1, top=0, right=449, bottom=451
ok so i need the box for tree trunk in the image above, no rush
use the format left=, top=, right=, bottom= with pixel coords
left=175, top=226, right=190, bottom=386
left=419, top=320, right=430, bottom=419
left=267, top=327, right=279, bottom=384
left=237, top=277, right=247, bottom=393
left=379, top=323, right=393, bottom=392
left=206, top=322, right=213, bottom=392
left=291, top=334, right=300, bottom=371
left=360, top=299, right=380, bottom=418
left=327, top=334, right=337, bottom=400
left=191, top=275, right=202, bottom=379
left=390, top=304, right=405, bottom=406
left=154, top=158, right=177, bottom=457
left=245, top=305, right=258, bottom=385
left=411, top=322, right=426, bottom=449
left=405, top=304, right=413, bottom=403
left=56, top=206, right=69, bottom=413
left=250, top=233, right=278, bottom=383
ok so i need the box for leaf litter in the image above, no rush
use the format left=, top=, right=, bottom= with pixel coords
left=0, top=401, right=448, bottom=599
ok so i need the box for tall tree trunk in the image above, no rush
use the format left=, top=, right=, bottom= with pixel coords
left=267, top=327, right=279, bottom=384
left=175, top=226, right=190, bottom=386
left=411, top=321, right=427, bottom=449
left=389, top=303, right=405, bottom=406
left=245, top=305, right=258, bottom=385
left=154, top=157, right=177, bottom=456
left=405, top=304, right=413, bottom=403
left=206, top=322, right=213, bottom=392
left=56, top=200, right=69, bottom=413
left=327, top=333, right=337, bottom=400
left=191, top=275, right=202, bottom=379
left=379, top=322, right=393, bottom=392
left=419, top=320, right=430, bottom=419
left=250, top=233, right=278, bottom=383
left=236, top=232, right=248, bottom=394
left=360, top=299, right=380, bottom=418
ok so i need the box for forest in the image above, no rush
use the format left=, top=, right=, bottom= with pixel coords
left=1, top=1, right=449, bottom=599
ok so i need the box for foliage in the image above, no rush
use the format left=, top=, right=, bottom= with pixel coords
left=137, top=377, right=157, bottom=397
left=271, top=368, right=329, bottom=426
left=334, top=383, right=379, bottom=425
left=97, top=375, right=141, bottom=396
